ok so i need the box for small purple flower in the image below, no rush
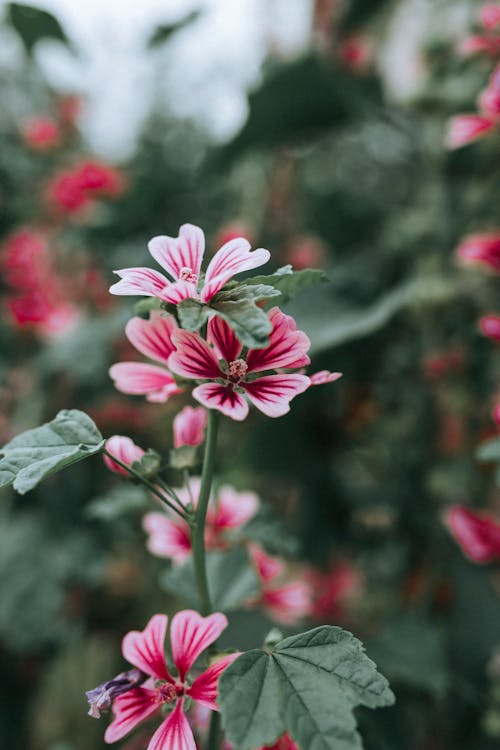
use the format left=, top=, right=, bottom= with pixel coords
left=86, top=667, right=144, bottom=718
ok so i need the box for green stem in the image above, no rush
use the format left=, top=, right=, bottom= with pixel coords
left=103, top=450, right=188, bottom=521
left=192, top=408, right=219, bottom=615
left=207, top=711, right=221, bottom=750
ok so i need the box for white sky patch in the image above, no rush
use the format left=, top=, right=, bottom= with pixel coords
left=0, top=0, right=312, bottom=159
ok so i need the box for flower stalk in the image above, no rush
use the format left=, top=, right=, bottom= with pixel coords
left=192, top=408, right=220, bottom=616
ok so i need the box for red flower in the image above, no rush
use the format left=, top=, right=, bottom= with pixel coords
left=20, top=117, right=60, bottom=150
left=445, top=505, right=500, bottom=563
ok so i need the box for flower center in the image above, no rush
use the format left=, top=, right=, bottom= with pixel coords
left=155, top=681, right=178, bottom=704
left=227, top=358, right=248, bottom=382
left=179, top=266, right=198, bottom=284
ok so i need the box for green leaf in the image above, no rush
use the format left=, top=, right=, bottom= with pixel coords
left=134, top=298, right=163, bottom=318
left=160, top=547, right=259, bottom=611
left=131, top=450, right=161, bottom=479
left=246, top=267, right=326, bottom=304
left=7, top=3, right=72, bottom=55
left=169, top=445, right=199, bottom=470
left=477, top=437, right=500, bottom=463
left=85, top=485, right=148, bottom=522
left=177, top=299, right=210, bottom=331
left=147, top=10, right=201, bottom=48
left=211, top=299, right=272, bottom=349
left=213, top=283, right=281, bottom=304
left=219, top=626, right=395, bottom=750
left=0, top=410, right=105, bottom=495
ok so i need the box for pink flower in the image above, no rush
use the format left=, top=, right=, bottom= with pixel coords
left=1, top=230, right=48, bottom=289
left=338, top=35, right=373, bottom=73
left=459, top=35, right=500, bottom=57
left=20, top=116, right=60, bottom=150
left=444, top=114, right=496, bottom=149
left=143, top=479, right=259, bottom=562
left=223, top=733, right=298, bottom=750
left=480, top=4, right=500, bottom=29
left=109, top=223, right=270, bottom=305
left=307, top=561, right=362, bottom=622
left=74, top=159, right=124, bottom=197
left=46, top=171, right=90, bottom=213
left=284, top=234, right=328, bottom=270
left=90, top=611, right=238, bottom=750
left=479, top=314, right=500, bottom=341
left=249, top=545, right=312, bottom=625
left=456, top=232, right=500, bottom=272
left=168, top=308, right=312, bottom=421
left=445, top=505, right=500, bottom=562
left=109, top=312, right=182, bottom=403
left=493, top=404, right=500, bottom=425
left=104, top=436, right=145, bottom=476
left=173, top=406, right=207, bottom=449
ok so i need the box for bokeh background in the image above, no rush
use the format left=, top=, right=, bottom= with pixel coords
left=1, top=1, right=500, bottom=749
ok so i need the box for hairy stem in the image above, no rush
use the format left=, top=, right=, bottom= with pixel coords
left=103, top=450, right=189, bottom=520
left=192, top=408, right=219, bottom=616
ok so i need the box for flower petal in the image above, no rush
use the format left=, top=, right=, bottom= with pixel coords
left=201, top=238, right=270, bottom=302
left=187, top=653, right=240, bottom=711
left=207, top=315, right=243, bottom=362
left=109, top=362, right=180, bottom=402
left=168, top=330, right=222, bottom=380
left=192, top=383, right=249, bottom=421
left=146, top=701, right=196, bottom=750
left=104, top=687, right=159, bottom=743
left=263, top=581, right=312, bottom=625
left=444, top=114, right=496, bottom=149
left=212, top=486, right=259, bottom=530
left=242, top=374, right=310, bottom=418
left=160, top=280, right=199, bottom=305
left=309, top=370, right=343, bottom=386
left=173, top=406, right=207, bottom=449
left=148, top=224, right=205, bottom=281
left=143, top=513, right=192, bottom=563
left=170, top=610, right=228, bottom=681
left=122, top=614, right=172, bottom=681
left=249, top=543, right=284, bottom=582
left=246, top=308, right=311, bottom=373
left=126, top=312, right=178, bottom=365
left=109, top=267, right=172, bottom=298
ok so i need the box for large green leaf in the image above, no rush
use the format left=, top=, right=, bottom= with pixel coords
left=211, top=298, right=272, bottom=349
left=160, top=547, right=259, bottom=611
left=0, top=410, right=105, bottom=494
left=177, top=299, right=210, bottom=331
left=219, top=626, right=395, bottom=750
left=7, top=3, right=72, bottom=55
left=213, top=283, right=281, bottom=304
left=245, top=266, right=326, bottom=305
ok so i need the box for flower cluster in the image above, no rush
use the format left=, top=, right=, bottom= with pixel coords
left=47, top=159, right=124, bottom=215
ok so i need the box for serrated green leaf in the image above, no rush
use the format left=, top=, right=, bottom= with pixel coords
left=177, top=299, right=210, bottom=331
left=7, top=3, right=72, bottom=55
left=211, top=299, right=272, bottom=349
left=213, top=283, right=281, bottom=304
left=219, top=625, right=395, bottom=750
left=0, top=410, right=104, bottom=495
left=245, top=267, right=326, bottom=305
left=134, top=298, right=163, bottom=318
left=160, top=547, right=259, bottom=611
left=477, top=437, right=500, bottom=463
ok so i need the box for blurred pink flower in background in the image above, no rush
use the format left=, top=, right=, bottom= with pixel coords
left=480, top=3, right=500, bottom=30
left=479, top=314, right=500, bottom=341
left=284, top=234, right=328, bottom=270
left=445, top=114, right=496, bottom=149
left=20, top=116, right=61, bottom=150
left=249, top=544, right=312, bottom=625
left=456, top=232, right=500, bottom=272
left=307, top=561, right=362, bottom=622
left=143, top=479, right=259, bottom=563
left=445, top=505, right=500, bottom=562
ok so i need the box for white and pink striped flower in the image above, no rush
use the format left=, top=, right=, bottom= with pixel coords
left=90, top=611, right=238, bottom=750
left=168, top=307, right=314, bottom=421
left=173, top=406, right=207, bottom=449
left=110, top=223, right=270, bottom=305
left=143, top=478, right=259, bottom=563
left=109, top=311, right=182, bottom=403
